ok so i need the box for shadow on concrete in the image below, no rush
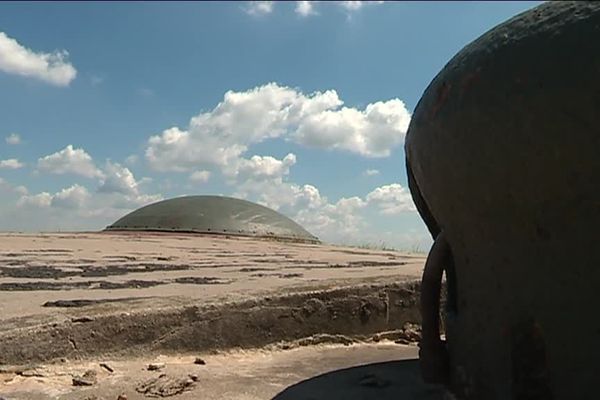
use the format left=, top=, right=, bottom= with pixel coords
left=272, top=359, right=449, bottom=400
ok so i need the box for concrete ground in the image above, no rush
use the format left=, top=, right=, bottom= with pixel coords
left=0, top=343, right=451, bottom=400
left=0, top=232, right=434, bottom=399
left=0, top=232, right=425, bottom=329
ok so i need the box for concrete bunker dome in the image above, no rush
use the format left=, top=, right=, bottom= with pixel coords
left=106, top=195, right=319, bottom=243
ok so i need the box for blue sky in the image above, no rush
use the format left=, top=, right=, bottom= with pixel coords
left=0, top=1, right=540, bottom=249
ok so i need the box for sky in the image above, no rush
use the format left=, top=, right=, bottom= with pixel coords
left=0, top=1, right=541, bottom=250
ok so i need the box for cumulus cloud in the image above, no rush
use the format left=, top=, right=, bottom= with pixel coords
left=0, top=31, right=77, bottom=86
left=7, top=147, right=163, bottom=231
left=225, top=153, right=306, bottom=215
left=293, top=194, right=367, bottom=239
left=103, top=192, right=162, bottom=210
left=18, top=177, right=160, bottom=219
left=97, top=161, right=139, bottom=196
left=5, top=133, right=21, bottom=145
left=0, top=178, right=27, bottom=195
left=96, top=161, right=162, bottom=209
left=51, top=184, right=90, bottom=209
left=237, top=181, right=325, bottom=214
left=18, top=184, right=89, bottom=210
left=231, top=153, right=296, bottom=180
left=21, top=150, right=162, bottom=224
left=233, top=171, right=415, bottom=245
left=293, top=99, right=410, bottom=157
left=37, top=145, right=103, bottom=178
left=146, top=127, right=245, bottom=172
left=366, top=183, right=415, bottom=214
left=295, top=1, right=317, bottom=17
left=0, top=159, right=24, bottom=169
left=12, top=182, right=159, bottom=232
left=145, top=83, right=410, bottom=173
left=17, top=192, right=52, bottom=208
left=245, top=1, right=274, bottom=16
left=140, top=83, right=414, bottom=244
left=189, top=170, right=211, bottom=183
left=363, top=168, right=379, bottom=176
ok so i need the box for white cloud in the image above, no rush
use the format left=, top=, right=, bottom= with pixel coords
left=340, top=1, right=363, bottom=11
left=227, top=154, right=308, bottom=215
left=51, top=184, right=90, bottom=209
left=100, top=192, right=162, bottom=211
left=7, top=155, right=421, bottom=247
left=18, top=150, right=164, bottom=227
left=0, top=159, right=24, bottom=169
left=96, top=161, right=163, bottom=209
left=145, top=83, right=409, bottom=173
left=5, top=133, right=21, bottom=145
left=140, top=83, right=414, bottom=245
left=37, top=145, right=103, bottom=178
left=339, top=1, right=384, bottom=11
left=231, top=153, right=296, bottom=180
left=6, top=148, right=163, bottom=230
left=17, top=184, right=89, bottom=210
left=363, top=168, right=379, bottom=176
left=146, top=127, right=245, bottom=172
left=238, top=181, right=325, bottom=213
left=17, top=192, right=52, bottom=208
left=293, top=98, right=411, bottom=157
left=245, top=1, right=274, bottom=16
left=233, top=171, right=416, bottom=245
left=295, top=1, right=317, bottom=17
left=0, top=178, right=27, bottom=195
left=333, top=196, right=366, bottom=212
left=0, top=31, right=77, bottom=86
left=366, top=183, right=415, bottom=214
left=293, top=197, right=363, bottom=239
left=189, top=170, right=211, bottom=183
left=17, top=178, right=161, bottom=219
left=97, top=161, right=139, bottom=196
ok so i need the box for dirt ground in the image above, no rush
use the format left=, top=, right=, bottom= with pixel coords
left=0, top=232, right=432, bottom=399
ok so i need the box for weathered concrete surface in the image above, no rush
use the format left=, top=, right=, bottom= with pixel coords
left=406, top=2, right=600, bottom=399
left=0, top=344, right=452, bottom=400
left=0, top=232, right=425, bottom=366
